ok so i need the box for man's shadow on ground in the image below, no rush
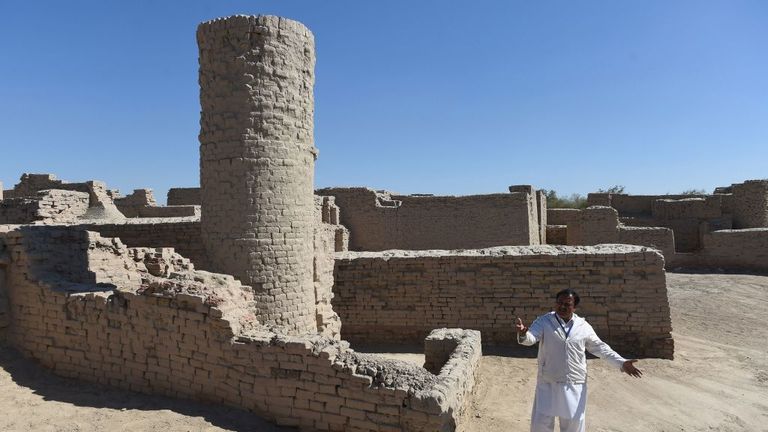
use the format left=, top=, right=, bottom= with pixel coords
left=0, top=344, right=294, bottom=432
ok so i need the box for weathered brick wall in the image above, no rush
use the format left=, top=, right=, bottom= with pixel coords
left=547, top=208, right=581, bottom=225
left=0, top=190, right=89, bottom=224
left=0, top=198, right=39, bottom=224
left=333, top=245, right=674, bottom=359
left=695, top=229, right=768, bottom=271
left=167, top=188, right=201, bottom=206
left=80, top=219, right=209, bottom=270
left=4, top=174, right=126, bottom=221
left=731, top=180, right=768, bottom=229
left=588, top=194, right=706, bottom=217
left=536, top=190, right=547, bottom=244
left=114, top=189, right=157, bottom=217
left=618, top=226, right=675, bottom=265
left=4, top=173, right=77, bottom=198
left=652, top=197, right=722, bottom=220
left=565, top=206, right=675, bottom=260
left=317, top=187, right=539, bottom=251
left=313, top=196, right=349, bottom=339
left=508, top=185, right=544, bottom=245
left=0, top=245, right=8, bottom=341
left=566, top=206, right=620, bottom=245
left=136, top=205, right=200, bottom=218
left=198, top=15, right=317, bottom=334
left=546, top=225, right=567, bottom=245
left=0, top=226, right=480, bottom=431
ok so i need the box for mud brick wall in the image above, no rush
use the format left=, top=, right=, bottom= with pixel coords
left=648, top=197, right=729, bottom=252
left=546, top=225, right=567, bottom=245
left=317, top=187, right=539, bottom=251
left=114, top=190, right=198, bottom=218
left=167, top=188, right=201, bottom=206
left=566, top=206, right=620, bottom=245
left=536, top=190, right=547, bottom=244
left=587, top=194, right=707, bottom=217
left=198, top=15, right=317, bottom=333
left=136, top=205, right=200, bottom=218
left=546, top=208, right=580, bottom=245
left=0, top=226, right=480, bottom=431
left=652, top=197, right=722, bottom=220
left=695, top=229, right=768, bottom=271
left=731, top=180, right=768, bottom=229
left=618, top=227, right=676, bottom=265
left=0, top=198, right=40, bottom=224
left=333, top=245, right=674, bottom=359
left=80, top=220, right=209, bottom=270
left=0, top=250, right=7, bottom=340
left=547, top=208, right=581, bottom=225
left=508, top=185, right=546, bottom=245
left=3, top=173, right=80, bottom=198
left=0, top=190, right=89, bottom=224
left=313, top=196, right=349, bottom=339
left=564, top=207, right=674, bottom=260
left=114, top=189, right=157, bottom=217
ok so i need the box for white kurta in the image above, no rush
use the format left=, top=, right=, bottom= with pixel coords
left=518, top=312, right=626, bottom=420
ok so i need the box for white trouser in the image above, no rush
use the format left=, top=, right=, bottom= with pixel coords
left=530, top=381, right=587, bottom=432
left=530, top=410, right=585, bottom=432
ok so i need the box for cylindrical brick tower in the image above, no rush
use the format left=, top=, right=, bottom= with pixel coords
left=197, top=15, right=317, bottom=334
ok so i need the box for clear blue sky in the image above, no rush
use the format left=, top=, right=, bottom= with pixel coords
left=1, top=1, right=766, bottom=203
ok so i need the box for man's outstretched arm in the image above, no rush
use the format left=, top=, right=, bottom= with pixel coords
left=585, top=328, right=643, bottom=378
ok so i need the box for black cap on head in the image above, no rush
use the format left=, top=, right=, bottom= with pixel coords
left=555, top=288, right=580, bottom=306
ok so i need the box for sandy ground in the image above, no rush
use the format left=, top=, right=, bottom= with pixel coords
left=1, top=272, right=767, bottom=431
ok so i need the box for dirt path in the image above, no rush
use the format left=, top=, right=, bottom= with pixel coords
left=0, top=272, right=766, bottom=431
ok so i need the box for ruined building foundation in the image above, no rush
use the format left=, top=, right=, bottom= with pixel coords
left=198, top=16, right=318, bottom=334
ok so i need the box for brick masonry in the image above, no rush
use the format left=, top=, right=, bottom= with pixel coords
left=584, top=181, right=768, bottom=252
left=198, top=15, right=318, bottom=334
left=167, top=188, right=201, bottom=206
left=316, top=187, right=540, bottom=251
left=0, top=189, right=89, bottom=224
left=563, top=206, right=676, bottom=263
left=0, top=226, right=481, bottom=431
left=332, top=245, right=674, bottom=359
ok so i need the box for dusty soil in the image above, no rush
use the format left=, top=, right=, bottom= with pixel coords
left=1, top=272, right=766, bottom=431
left=466, top=272, right=768, bottom=432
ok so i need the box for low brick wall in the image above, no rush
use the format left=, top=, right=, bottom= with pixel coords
left=546, top=225, right=567, bottom=245
left=0, top=190, right=89, bottom=224
left=136, top=205, right=200, bottom=218
left=695, top=229, right=768, bottom=271
left=317, top=188, right=539, bottom=251
left=80, top=219, right=209, bottom=270
left=0, top=226, right=482, bottom=431
left=333, top=245, right=673, bottom=359
left=167, top=187, right=201, bottom=206
left=546, top=208, right=580, bottom=225
left=618, top=226, right=676, bottom=263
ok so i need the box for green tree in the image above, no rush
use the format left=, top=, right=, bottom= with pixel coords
left=541, top=189, right=588, bottom=209
left=679, top=188, right=706, bottom=195
left=596, top=185, right=625, bottom=194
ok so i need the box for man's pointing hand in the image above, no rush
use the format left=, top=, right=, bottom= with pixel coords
left=515, top=317, right=528, bottom=334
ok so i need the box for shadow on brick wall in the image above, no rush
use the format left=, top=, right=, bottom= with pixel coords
left=0, top=345, right=293, bottom=432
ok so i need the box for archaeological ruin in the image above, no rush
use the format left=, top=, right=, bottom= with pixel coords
left=1, top=12, right=765, bottom=432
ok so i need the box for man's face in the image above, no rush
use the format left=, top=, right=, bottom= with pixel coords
left=555, top=294, right=576, bottom=318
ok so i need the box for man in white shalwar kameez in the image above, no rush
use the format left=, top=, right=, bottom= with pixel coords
left=516, top=288, right=642, bottom=432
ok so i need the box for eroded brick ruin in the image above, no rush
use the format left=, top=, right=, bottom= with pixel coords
left=198, top=16, right=318, bottom=334
left=3, top=11, right=764, bottom=432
